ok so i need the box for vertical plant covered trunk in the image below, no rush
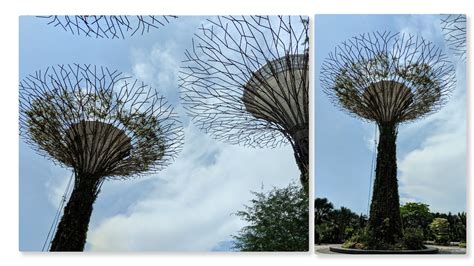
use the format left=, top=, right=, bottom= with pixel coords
left=50, top=174, right=101, bottom=251
left=291, top=128, right=309, bottom=194
left=368, top=122, right=402, bottom=245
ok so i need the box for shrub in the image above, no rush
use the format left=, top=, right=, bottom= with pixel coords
left=402, top=227, right=425, bottom=250
left=343, top=227, right=427, bottom=250
left=342, top=227, right=373, bottom=250
left=429, top=218, right=450, bottom=245
left=459, top=241, right=466, bottom=248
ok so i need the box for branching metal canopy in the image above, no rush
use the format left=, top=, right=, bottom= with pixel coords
left=38, top=16, right=177, bottom=39
left=180, top=16, right=309, bottom=148
left=320, top=32, right=456, bottom=124
left=441, top=14, right=467, bottom=62
left=20, top=64, right=183, bottom=179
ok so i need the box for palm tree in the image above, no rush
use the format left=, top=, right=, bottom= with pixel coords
left=314, top=198, right=334, bottom=244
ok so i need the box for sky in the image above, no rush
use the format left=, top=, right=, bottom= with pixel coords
left=19, top=16, right=300, bottom=251
left=19, top=14, right=467, bottom=252
left=315, top=14, right=467, bottom=215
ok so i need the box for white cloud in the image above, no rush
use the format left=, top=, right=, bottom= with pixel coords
left=398, top=119, right=466, bottom=213
left=395, top=15, right=466, bottom=213
left=130, top=44, right=180, bottom=98
left=86, top=124, right=299, bottom=251
left=397, top=14, right=445, bottom=44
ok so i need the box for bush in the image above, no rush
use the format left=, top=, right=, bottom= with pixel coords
left=318, top=223, right=340, bottom=244
left=429, top=218, right=450, bottom=245
left=459, top=241, right=466, bottom=248
left=342, top=227, right=427, bottom=250
left=342, top=227, right=373, bottom=250
left=400, top=202, right=433, bottom=237
left=402, top=227, right=425, bottom=250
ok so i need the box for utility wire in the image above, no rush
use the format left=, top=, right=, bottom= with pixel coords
left=367, top=123, right=378, bottom=216
left=42, top=173, right=74, bottom=251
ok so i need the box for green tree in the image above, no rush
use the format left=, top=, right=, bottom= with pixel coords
left=315, top=198, right=334, bottom=224
left=400, top=202, right=433, bottom=236
left=314, top=198, right=367, bottom=244
left=332, top=207, right=360, bottom=241
left=457, top=212, right=467, bottom=242
left=233, top=183, right=308, bottom=251
left=432, top=212, right=467, bottom=242
left=314, top=198, right=334, bottom=244
left=430, top=218, right=450, bottom=245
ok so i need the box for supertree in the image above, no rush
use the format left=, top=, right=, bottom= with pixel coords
left=440, top=14, right=467, bottom=62
left=38, top=16, right=177, bottom=39
left=19, top=64, right=183, bottom=251
left=179, top=16, right=309, bottom=192
left=320, top=32, right=455, bottom=246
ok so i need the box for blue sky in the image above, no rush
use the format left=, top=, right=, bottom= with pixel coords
left=19, top=16, right=300, bottom=251
left=19, top=14, right=467, bottom=252
left=315, top=14, right=467, bottom=215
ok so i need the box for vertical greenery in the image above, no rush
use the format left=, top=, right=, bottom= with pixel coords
left=233, top=183, right=308, bottom=251
left=50, top=175, right=101, bottom=251
left=368, top=122, right=402, bottom=245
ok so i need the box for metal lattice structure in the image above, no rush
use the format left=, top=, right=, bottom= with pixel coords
left=321, top=32, right=455, bottom=246
left=440, top=14, right=467, bottom=62
left=321, top=32, right=455, bottom=124
left=20, top=64, right=183, bottom=251
left=180, top=16, right=309, bottom=191
left=38, top=16, right=177, bottom=39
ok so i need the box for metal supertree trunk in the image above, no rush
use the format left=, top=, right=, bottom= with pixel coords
left=180, top=16, right=309, bottom=192
left=321, top=32, right=455, bottom=246
left=20, top=64, right=184, bottom=251
left=38, top=16, right=177, bottom=39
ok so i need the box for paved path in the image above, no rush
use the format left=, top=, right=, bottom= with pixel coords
left=315, top=244, right=466, bottom=255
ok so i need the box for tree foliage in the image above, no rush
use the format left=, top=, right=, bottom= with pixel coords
left=315, top=199, right=466, bottom=247
left=314, top=198, right=333, bottom=225
left=432, top=212, right=466, bottom=243
left=430, top=218, right=450, bottom=245
left=314, top=198, right=367, bottom=244
left=233, top=183, right=308, bottom=251
left=400, top=202, right=433, bottom=237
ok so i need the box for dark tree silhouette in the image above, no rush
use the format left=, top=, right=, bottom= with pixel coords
left=440, top=14, right=466, bottom=62
left=321, top=32, right=455, bottom=246
left=180, top=16, right=309, bottom=192
left=38, top=16, right=177, bottom=39
left=315, top=198, right=334, bottom=225
left=314, top=198, right=334, bottom=245
left=20, top=64, right=183, bottom=251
